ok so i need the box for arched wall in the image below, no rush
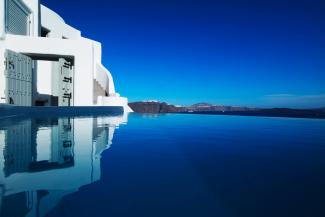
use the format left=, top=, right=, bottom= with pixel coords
left=40, top=5, right=80, bottom=39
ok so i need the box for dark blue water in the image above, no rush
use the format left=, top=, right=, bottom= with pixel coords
left=1, top=114, right=325, bottom=217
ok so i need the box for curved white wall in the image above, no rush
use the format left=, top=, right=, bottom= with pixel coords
left=96, top=63, right=116, bottom=95
left=41, top=5, right=80, bottom=39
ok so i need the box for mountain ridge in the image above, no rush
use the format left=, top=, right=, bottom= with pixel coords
left=128, top=101, right=325, bottom=119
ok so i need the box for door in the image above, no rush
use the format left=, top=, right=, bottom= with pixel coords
left=57, top=118, right=74, bottom=165
left=4, top=50, right=33, bottom=106
left=50, top=118, right=74, bottom=166
left=58, top=58, right=74, bottom=106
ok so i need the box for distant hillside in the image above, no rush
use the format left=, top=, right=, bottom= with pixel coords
left=128, top=101, right=325, bottom=119
left=128, top=101, right=252, bottom=113
left=128, top=101, right=183, bottom=113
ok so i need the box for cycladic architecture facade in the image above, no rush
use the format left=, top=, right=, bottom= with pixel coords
left=0, top=0, right=132, bottom=112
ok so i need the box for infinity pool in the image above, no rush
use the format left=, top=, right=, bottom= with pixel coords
left=1, top=114, right=325, bottom=217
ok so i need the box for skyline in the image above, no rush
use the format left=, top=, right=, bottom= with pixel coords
left=42, top=0, right=325, bottom=108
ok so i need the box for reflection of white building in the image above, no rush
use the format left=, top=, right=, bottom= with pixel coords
left=0, top=114, right=128, bottom=217
left=0, top=0, right=132, bottom=112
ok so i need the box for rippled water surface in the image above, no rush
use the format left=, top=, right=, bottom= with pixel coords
left=1, top=114, right=325, bottom=217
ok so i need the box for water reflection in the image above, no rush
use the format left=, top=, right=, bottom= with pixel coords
left=0, top=114, right=127, bottom=217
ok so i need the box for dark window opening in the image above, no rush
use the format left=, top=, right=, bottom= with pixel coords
left=51, top=96, right=59, bottom=106
left=35, top=100, right=48, bottom=106
left=41, top=27, right=50, bottom=37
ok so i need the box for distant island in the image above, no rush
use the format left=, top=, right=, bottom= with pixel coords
left=128, top=101, right=325, bottom=119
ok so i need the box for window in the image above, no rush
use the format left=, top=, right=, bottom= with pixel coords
left=41, top=27, right=50, bottom=37
left=5, top=0, right=31, bottom=36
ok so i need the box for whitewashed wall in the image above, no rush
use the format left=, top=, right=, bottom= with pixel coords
left=0, top=1, right=132, bottom=111
left=37, top=60, right=52, bottom=95
left=41, top=5, right=80, bottom=39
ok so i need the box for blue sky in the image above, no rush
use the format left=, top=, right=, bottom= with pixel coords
left=42, top=0, right=325, bottom=108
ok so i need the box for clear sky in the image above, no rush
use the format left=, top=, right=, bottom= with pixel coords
left=41, top=0, right=325, bottom=108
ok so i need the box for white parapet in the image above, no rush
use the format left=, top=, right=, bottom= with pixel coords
left=97, top=96, right=133, bottom=112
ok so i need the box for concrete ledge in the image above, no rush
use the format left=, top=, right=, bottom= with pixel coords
left=0, top=105, right=124, bottom=118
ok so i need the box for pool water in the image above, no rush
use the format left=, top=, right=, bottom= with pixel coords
left=1, top=113, right=325, bottom=217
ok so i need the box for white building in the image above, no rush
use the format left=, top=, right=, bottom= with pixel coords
left=0, top=0, right=132, bottom=112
